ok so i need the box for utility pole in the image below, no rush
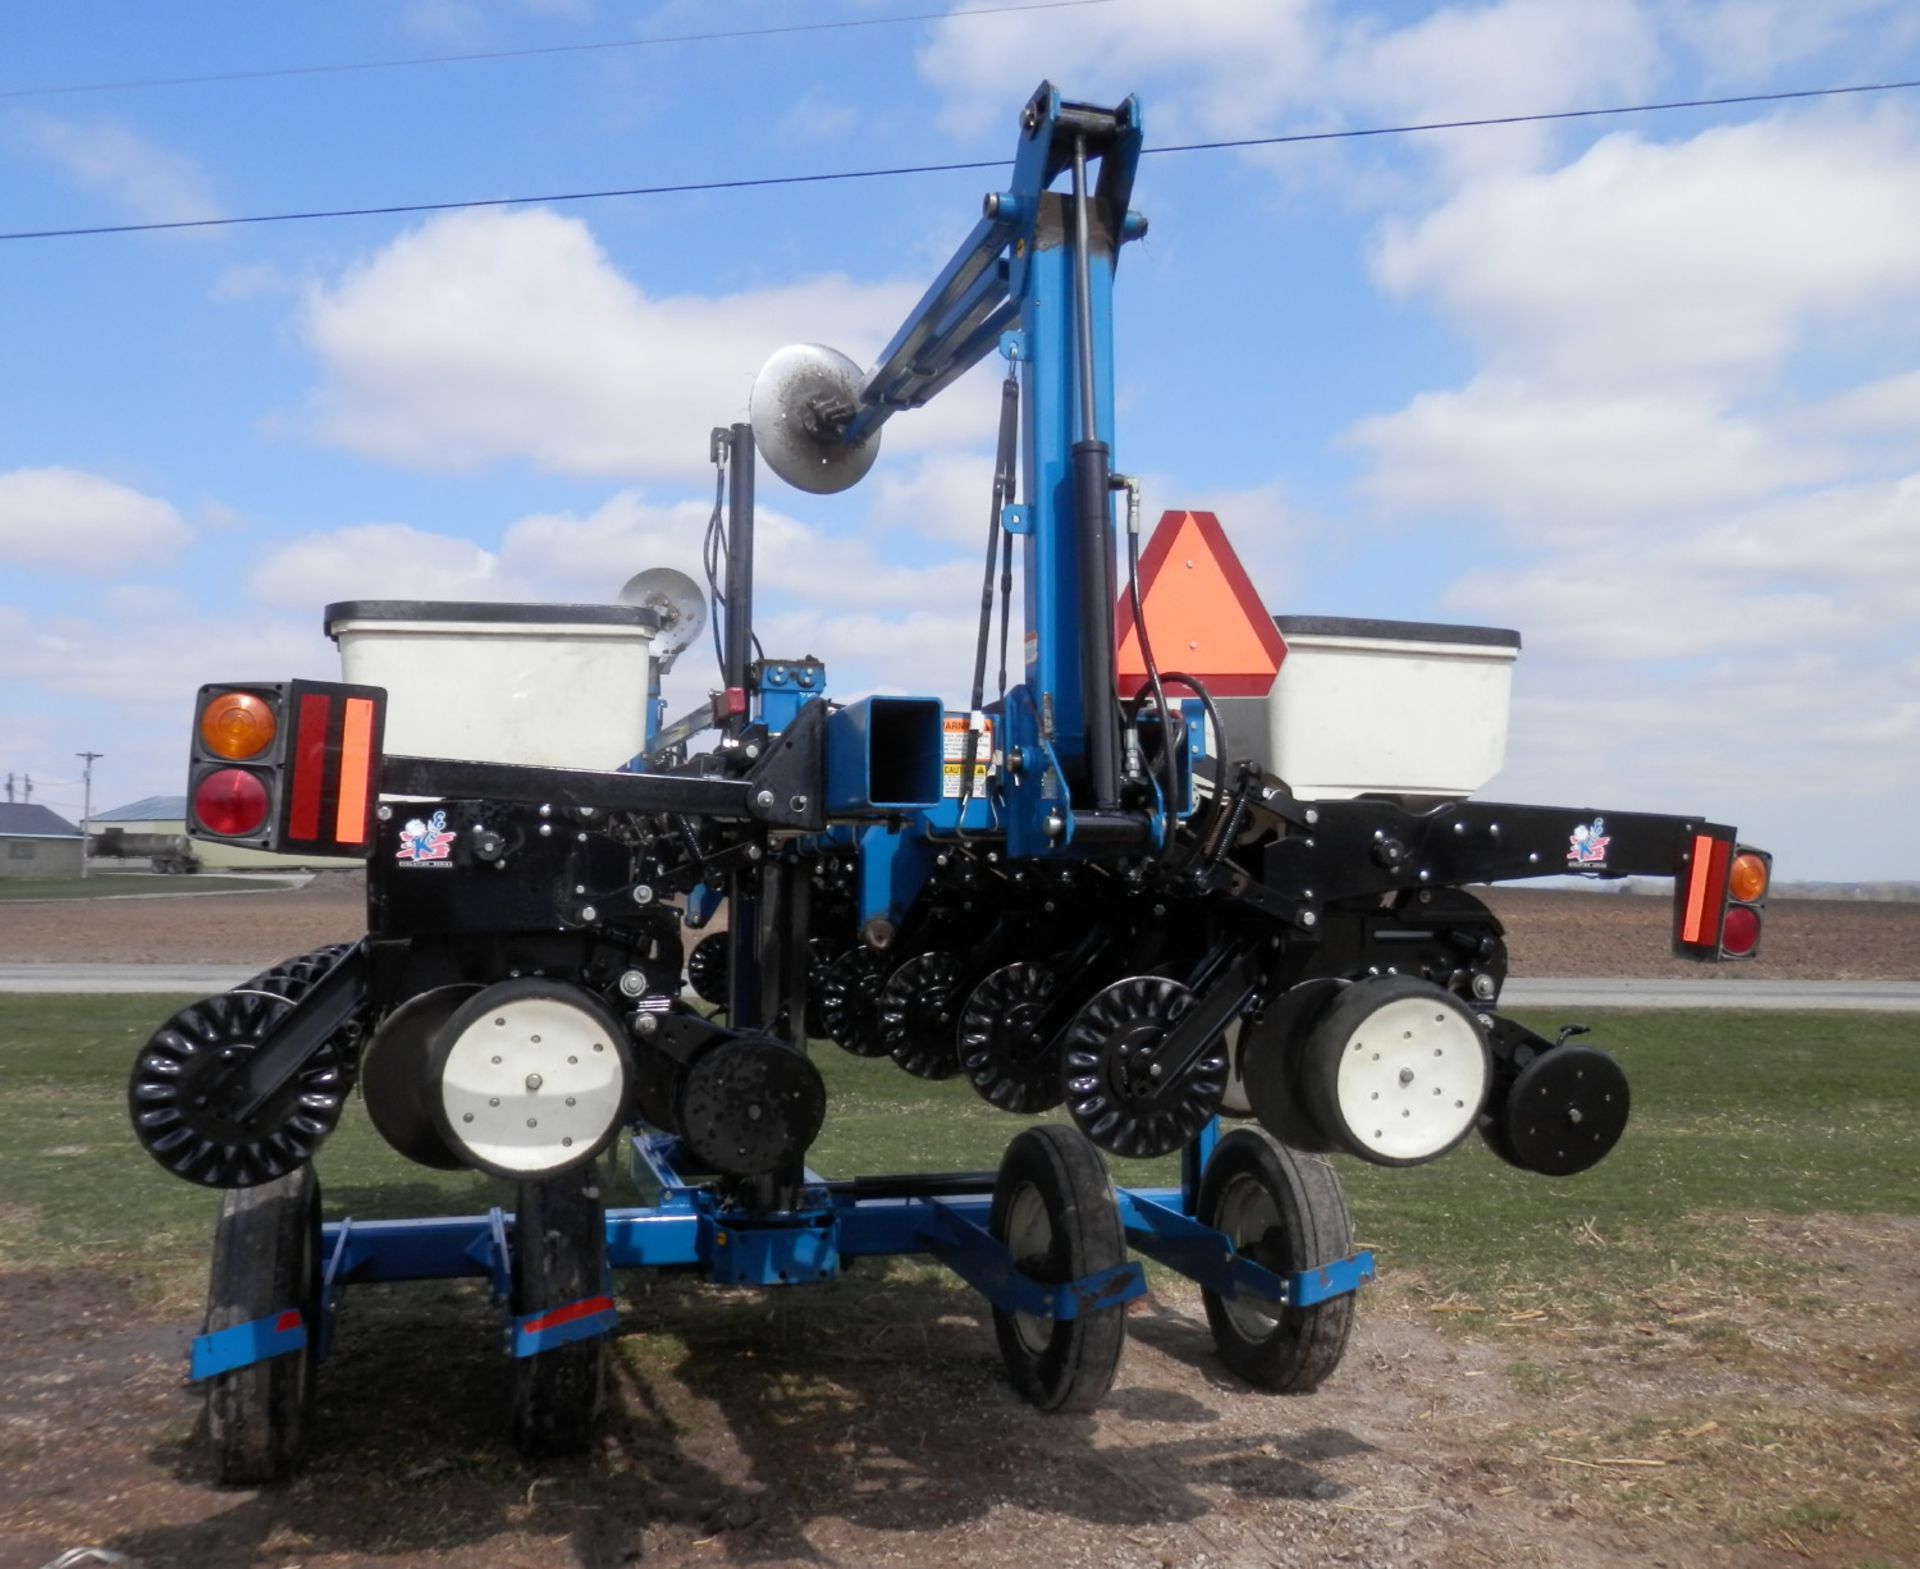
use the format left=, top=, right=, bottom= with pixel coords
left=76, top=752, right=103, bottom=878
left=4, top=773, right=12, bottom=804
left=23, top=774, right=31, bottom=804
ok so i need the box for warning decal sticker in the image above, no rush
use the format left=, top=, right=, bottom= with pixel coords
left=942, top=714, right=993, bottom=799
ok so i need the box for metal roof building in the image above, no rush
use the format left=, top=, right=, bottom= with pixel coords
left=0, top=802, right=85, bottom=879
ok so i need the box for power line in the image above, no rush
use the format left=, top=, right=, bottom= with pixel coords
left=0, top=0, right=1114, bottom=101
left=3, top=76, right=1916, bottom=243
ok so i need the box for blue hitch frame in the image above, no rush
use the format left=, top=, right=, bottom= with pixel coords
left=274, top=1121, right=1372, bottom=1377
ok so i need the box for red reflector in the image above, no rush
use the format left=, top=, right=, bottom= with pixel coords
left=274, top=1310, right=303, bottom=1334
left=521, top=1294, right=615, bottom=1335
left=722, top=686, right=747, bottom=717
left=1721, top=904, right=1761, bottom=956
left=289, top=693, right=331, bottom=841
left=194, top=769, right=269, bottom=836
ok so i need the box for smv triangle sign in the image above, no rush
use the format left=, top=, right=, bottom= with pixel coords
left=1115, top=510, right=1286, bottom=698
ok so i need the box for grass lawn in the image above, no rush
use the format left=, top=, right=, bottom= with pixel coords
left=0, top=874, right=292, bottom=901
left=0, top=996, right=1912, bottom=1298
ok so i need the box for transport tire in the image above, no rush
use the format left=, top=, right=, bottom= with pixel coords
left=204, top=1165, right=322, bottom=1484
left=1197, top=1128, right=1355, bottom=1393
left=987, top=1125, right=1128, bottom=1413
left=510, top=1162, right=607, bottom=1459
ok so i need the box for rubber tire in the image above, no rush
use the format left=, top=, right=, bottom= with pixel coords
left=1197, top=1128, right=1355, bottom=1393
left=204, top=1165, right=321, bottom=1484
left=987, top=1125, right=1128, bottom=1414
left=510, top=1162, right=607, bottom=1458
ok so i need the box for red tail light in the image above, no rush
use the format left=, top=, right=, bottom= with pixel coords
left=193, top=768, right=270, bottom=836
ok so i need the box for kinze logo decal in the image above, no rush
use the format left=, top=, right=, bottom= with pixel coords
left=397, top=809, right=456, bottom=865
left=1567, top=817, right=1610, bottom=868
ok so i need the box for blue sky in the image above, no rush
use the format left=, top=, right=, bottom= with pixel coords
left=3, top=0, right=1919, bottom=878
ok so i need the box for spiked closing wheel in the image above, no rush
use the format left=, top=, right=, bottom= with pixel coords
left=958, top=961, right=1064, bottom=1113
left=877, top=951, right=963, bottom=1080
left=131, top=989, right=352, bottom=1189
left=816, top=946, right=892, bottom=1057
left=1061, top=976, right=1228, bottom=1159
left=686, top=932, right=730, bottom=1009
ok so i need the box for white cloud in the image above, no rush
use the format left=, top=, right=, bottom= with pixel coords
left=1662, top=0, right=1917, bottom=87
left=1348, top=378, right=1851, bottom=529
left=249, top=523, right=504, bottom=610
left=0, top=468, right=191, bottom=571
left=1369, top=112, right=1920, bottom=389
left=777, top=89, right=860, bottom=143
left=294, top=207, right=993, bottom=482
left=246, top=490, right=984, bottom=707
left=12, top=113, right=223, bottom=227
left=919, top=0, right=1657, bottom=176
left=0, top=602, right=319, bottom=709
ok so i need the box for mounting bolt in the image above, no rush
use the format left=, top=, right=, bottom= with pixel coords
left=376, top=804, right=393, bottom=822
left=580, top=806, right=596, bottom=818
left=1045, top=810, right=1065, bottom=840
left=525, top=1073, right=543, bottom=1091
left=1472, top=972, right=1497, bottom=1000
left=579, top=905, right=598, bottom=922
left=755, top=789, right=775, bottom=809
left=635, top=1013, right=660, bottom=1038
left=574, top=884, right=587, bottom=895
left=539, top=803, right=552, bottom=818
left=1305, top=808, right=1320, bottom=826
left=1300, top=910, right=1318, bottom=928
left=746, top=844, right=763, bottom=861
left=799, top=669, right=815, bottom=687
left=618, top=969, right=648, bottom=997
left=745, top=743, right=762, bottom=761
left=539, top=823, right=552, bottom=837
left=789, top=795, right=807, bottom=813
left=632, top=884, right=655, bottom=904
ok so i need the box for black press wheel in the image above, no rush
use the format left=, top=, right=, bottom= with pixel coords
left=1196, top=1128, right=1355, bottom=1393
left=510, top=1162, right=608, bottom=1458
left=987, top=1125, right=1128, bottom=1413
left=204, top=1165, right=322, bottom=1484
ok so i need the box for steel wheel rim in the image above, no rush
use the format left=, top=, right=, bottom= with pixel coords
left=1005, top=1182, right=1054, bottom=1353
left=1215, top=1172, right=1284, bottom=1340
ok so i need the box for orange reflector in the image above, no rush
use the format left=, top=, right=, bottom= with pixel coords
left=199, top=691, right=277, bottom=761
left=1681, top=833, right=1717, bottom=945
left=1729, top=852, right=1768, bottom=904
left=334, top=698, right=375, bottom=844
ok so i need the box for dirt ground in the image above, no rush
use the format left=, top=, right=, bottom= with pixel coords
left=3, top=1216, right=1915, bottom=1569
left=2, top=872, right=1916, bottom=979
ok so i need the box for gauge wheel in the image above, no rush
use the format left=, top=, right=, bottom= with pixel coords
left=1196, top=1127, right=1355, bottom=1392
left=987, top=1125, right=1128, bottom=1413
left=204, top=1165, right=322, bottom=1483
left=510, top=1162, right=608, bottom=1458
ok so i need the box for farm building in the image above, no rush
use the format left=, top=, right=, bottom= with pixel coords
left=90, top=795, right=359, bottom=871
left=0, top=802, right=85, bottom=879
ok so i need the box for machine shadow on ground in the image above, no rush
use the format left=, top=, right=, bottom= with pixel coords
left=99, top=1265, right=1368, bottom=1568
